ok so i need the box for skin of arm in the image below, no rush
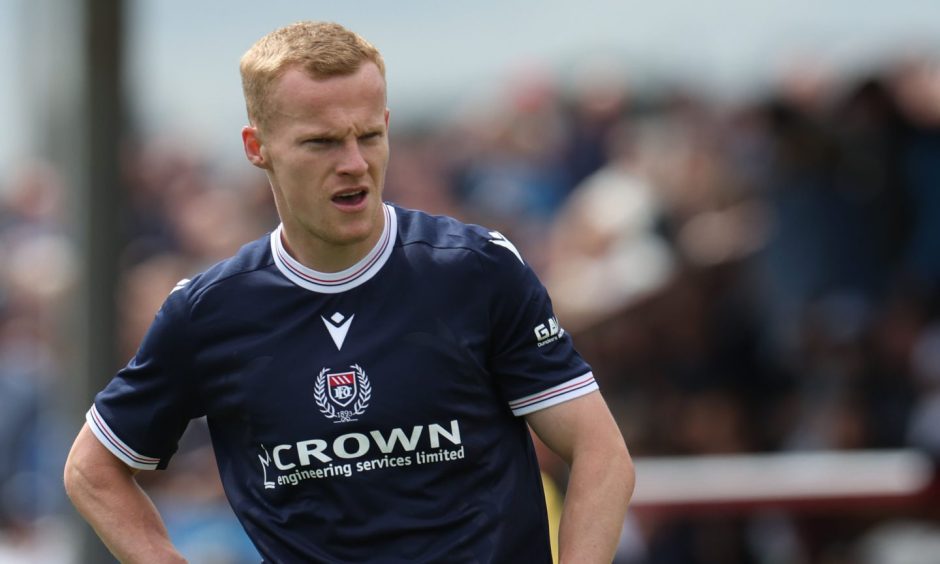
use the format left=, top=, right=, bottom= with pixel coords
left=526, top=391, right=635, bottom=564
left=63, top=423, right=187, bottom=564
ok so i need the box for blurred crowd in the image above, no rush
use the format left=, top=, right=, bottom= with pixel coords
left=1, top=52, right=940, bottom=563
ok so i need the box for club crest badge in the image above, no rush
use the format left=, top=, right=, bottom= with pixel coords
left=315, top=364, right=371, bottom=423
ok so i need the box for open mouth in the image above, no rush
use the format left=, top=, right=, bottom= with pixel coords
left=332, top=190, right=367, bottom=206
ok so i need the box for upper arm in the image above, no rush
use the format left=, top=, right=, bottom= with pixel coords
left=477, top=229, right=596, bottom=413
left=525, top=391, right=629, bottom=464
left=89, top=285, right=200, bottom=470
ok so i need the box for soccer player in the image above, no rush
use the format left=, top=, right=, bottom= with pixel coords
left=63, top=21, right=634, bottom=563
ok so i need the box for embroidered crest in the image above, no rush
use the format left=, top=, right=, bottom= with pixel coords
left=315, top=364, right=371, bottom=423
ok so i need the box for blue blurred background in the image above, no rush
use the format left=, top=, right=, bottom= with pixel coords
left=2, top=1, right=940, bottom=562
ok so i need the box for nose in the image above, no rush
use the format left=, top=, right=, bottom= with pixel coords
left=336, top=139, right=368, bottom=176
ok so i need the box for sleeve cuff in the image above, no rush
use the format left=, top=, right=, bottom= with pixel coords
left=508, top=372, right=599, bottom=416
left=86, top=404, right=161, bottom=470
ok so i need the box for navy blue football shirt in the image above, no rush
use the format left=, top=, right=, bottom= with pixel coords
left=88, top=204, right=598, bottom=563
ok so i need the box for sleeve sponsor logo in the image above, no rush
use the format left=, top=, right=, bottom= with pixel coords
left=534, top=316, right=564, bottom=347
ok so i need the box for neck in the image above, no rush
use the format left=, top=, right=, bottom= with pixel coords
left=279, top=207, right=386, bottom=273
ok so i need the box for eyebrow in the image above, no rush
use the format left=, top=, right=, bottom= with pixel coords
left=296, top=124, right=386, bottom=140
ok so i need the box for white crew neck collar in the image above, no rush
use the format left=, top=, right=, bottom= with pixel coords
left=270, top=204, right=397, bottom=294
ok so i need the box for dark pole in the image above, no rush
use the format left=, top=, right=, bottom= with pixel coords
left=74, top=0, right=125, bottom=561
left=81, top=0, right=125, bottom=387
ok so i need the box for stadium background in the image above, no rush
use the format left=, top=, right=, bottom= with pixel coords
left=2, top=0, right=940, bottom=562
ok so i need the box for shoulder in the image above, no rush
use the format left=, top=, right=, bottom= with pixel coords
left=392, top=204, right=526, bottom=273
left=163, top=233, right=275, bottom=311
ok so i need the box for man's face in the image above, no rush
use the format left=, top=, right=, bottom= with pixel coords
left=243, top=62, right=390, bottom=268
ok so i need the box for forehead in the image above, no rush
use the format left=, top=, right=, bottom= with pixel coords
left=266, top=63, right=387, bottom=133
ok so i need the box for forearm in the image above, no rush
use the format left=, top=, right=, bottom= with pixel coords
left=64, top=427, right=186, bottom=563
left=557, top=443, right=634, bottom=563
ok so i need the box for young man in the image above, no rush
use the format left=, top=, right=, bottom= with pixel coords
left=64, top=21, right=634, bottom=563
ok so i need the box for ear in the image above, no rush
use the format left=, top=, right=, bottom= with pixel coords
left=242, top=125, right=268, bottom=169
left=385, top=108, right=390, bottom=128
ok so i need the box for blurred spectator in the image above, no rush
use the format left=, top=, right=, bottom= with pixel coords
left=0, top=162, right=74, bottom=559
left=543, top=119, right=675, bottom=332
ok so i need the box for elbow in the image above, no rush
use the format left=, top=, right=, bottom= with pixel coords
left=63, top=451, right=90, bottom=504
left=621, top=446, right=636, bottom=504
left=611, top=440, right=636, bottom=505
left=579, top=433, right=635, bottom=508
left=64, top=424, right=138, bottom=505
left=64, top=445, right=123, bottom=505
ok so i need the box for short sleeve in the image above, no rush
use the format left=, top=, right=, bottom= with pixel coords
left=482, top=231, right=598, bottom=416
left=87, top=285, right=201, bottom=470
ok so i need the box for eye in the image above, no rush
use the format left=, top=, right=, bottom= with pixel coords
left=304, top=137, right=338, bottom=147
left=359, top=131, right=383, bottom=143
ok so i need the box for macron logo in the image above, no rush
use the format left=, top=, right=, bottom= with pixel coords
left=322, top=312, right=354, bottom=350
left=169, top=278, right=190, bottom=295
left=489, top=231, right=524, bottom=264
